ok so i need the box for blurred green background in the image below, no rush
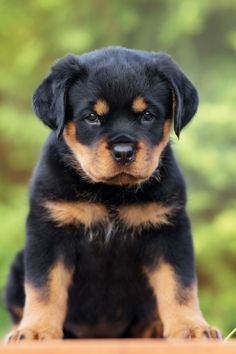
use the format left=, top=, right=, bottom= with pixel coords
left=0, top=0, right=236, bottom=339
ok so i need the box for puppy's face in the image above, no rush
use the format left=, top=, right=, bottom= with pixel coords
left=64, top=61, right=173, bottom=185
left=33, top=48, right=198, bottom=185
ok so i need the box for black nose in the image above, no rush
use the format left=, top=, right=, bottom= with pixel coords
left=111, top=144, right=135, bottom=164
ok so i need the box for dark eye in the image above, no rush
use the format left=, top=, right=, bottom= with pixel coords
left=141, top=111, right=155, bottom=124
left=85, top=113, right=101, bottom=125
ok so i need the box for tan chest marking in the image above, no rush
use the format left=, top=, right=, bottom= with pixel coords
left=118, top=202, right=175, bottom=229
left=45, top=200, right=109, bottom=228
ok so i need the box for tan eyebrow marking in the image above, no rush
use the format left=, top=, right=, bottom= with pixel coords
left=93, top=99, right=109, bottom=116
left=132, top=96, right=148, bottom=113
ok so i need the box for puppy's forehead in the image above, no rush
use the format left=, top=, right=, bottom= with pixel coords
left=92, top=96, right=147, bottom=116
left=86, top=66, right=151, bottom=109
left=97, top=68, right=145, bottom=89
left=81, top=50, right=149, bottom=90
left=71, top=49, right=167, bottom=111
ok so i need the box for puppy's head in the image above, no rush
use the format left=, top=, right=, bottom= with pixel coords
left=33, top=47, right=198, bottom=185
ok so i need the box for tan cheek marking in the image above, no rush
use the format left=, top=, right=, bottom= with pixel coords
left=118, top=202, right=175, bottom=229
left=45, top=200, right=109, bottom=228
left=153, top=119, right=172, bottom=158
left=132, top=96, right=147, bottom=113
left=94, top=99, right=109, bottom=116
left=63, top=122, right=115, bottom=182
left=18, top=262, right=73, bottom=338
left=133, top=119, right=172, bottom=178
left=91, top=139, right=115, bottom=179
left=64, top=122, right=92, bottom=169
left=145, top=262, right=207, bottom=338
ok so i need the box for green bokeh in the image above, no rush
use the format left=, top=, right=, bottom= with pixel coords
left=0, top=0, right=235, bottom=339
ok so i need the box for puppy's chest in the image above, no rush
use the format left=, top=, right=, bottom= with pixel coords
left=45, top=199, right=174, bottom=241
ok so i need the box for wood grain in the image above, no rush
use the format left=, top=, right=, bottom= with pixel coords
left=1, top=339, right=235, bottom=354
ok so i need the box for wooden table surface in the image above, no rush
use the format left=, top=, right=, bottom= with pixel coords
left=0, top=339, right=235, bottom=354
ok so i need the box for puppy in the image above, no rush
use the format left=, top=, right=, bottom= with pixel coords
left=5, top=47, right=222, bottom=341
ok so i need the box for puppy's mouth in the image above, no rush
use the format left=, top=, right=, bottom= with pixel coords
left=101, top=172, right=148, bottom=185
left=84, top=166, right=150, bottom=185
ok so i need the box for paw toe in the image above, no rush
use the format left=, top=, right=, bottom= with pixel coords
left=7, top=329, right=35, bottom=343
left=6, top=327, right=62, bottom=343
left=167, top=323, right=223, bottom=340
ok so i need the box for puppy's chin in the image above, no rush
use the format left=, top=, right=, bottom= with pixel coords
left=102, top=173, right=149, bottom=186
left=83, top=169, right=151, bottom=186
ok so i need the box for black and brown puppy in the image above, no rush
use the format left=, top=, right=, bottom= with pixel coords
left=5, top=47, right=222, bottom=341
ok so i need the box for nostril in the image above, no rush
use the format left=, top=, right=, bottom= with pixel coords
left=126, top=149, right=134, bottom=160
left=114, top=150, right=123, bottom=161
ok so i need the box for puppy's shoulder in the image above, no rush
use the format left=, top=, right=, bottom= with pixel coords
left=29, top=133, right=80, bottom=201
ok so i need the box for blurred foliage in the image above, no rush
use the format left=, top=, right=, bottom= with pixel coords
left=0, top=0, right=236, bottom=339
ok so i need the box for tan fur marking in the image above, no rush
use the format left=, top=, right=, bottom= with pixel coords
left=63, top=122, right=148, bottom=185
left=134, top=119, right=172, bottom=181
left=132, top=96, right=147, bottom=113
left=129, top=319, right=163, bottom=338
left=12, top=306, right=23, bottom=320
left=10, top=325, right=18, bottom=332
left=64, top=122, right=93, bottom=181
left=63, top=120, right=172, bottom=186
left=64, top=123, right=115, bottom=183
left=145, top=262, right=221, bottom=339
left=7, top=262, right=73, bottom=341
left=45, top=200, right=108, bottom=228
left=118, top=202, right=174, bottom=229
left=153, top=119, right=172, bottom=158
left=94, top=99, right=109, bottom=116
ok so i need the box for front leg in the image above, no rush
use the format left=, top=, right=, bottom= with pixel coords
left=7, top=263, right=73, bottom=342
left=147, top=262, right=222, bottom=339
left=145, top=212, right=222, bottom=340
left=7, top=212, right=74, bottom=342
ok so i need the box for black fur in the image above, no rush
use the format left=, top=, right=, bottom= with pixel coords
left=5, top=47, right=199, bottom=338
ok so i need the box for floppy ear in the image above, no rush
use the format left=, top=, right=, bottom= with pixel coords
left=153, top=53, right=199, bottom=137
left=32, top=54, right=81, bottom=137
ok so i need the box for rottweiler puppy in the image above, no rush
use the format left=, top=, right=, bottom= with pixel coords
left=5, top=47, right=222, bottom=341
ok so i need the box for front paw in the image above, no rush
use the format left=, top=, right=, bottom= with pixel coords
left=166, top=322, right=222, bottom=340
left=6, top=326, right=63, bottom=342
